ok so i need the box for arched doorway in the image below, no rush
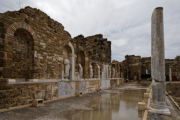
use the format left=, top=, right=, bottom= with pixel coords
left=12, top=28, right=34, bottom=79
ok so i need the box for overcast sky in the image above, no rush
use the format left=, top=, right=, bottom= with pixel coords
left=0, top=0, right=180, bottom=61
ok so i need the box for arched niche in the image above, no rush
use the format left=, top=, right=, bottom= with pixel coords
left=63, top=45, right=72, bottom=59
left=4, top=22, right=36, bottom=79
left=62, top=42, right=75, bottom=80
left=78, top=51, right=85, bottom=78
left=92, top=62, right=98, bottom=78
left=12, top=28, right=34, bottom=79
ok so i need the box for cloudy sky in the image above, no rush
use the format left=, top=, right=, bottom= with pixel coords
left=0, top=0, right=180, bottom=61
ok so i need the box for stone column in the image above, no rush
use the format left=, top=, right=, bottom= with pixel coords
left=61, top=71, right=64, bottom=80
left=150, top=7, right=171, bottom=117
left=97, top=64, right=100, bottom=79
left=169, top=66, right=172, bottom=82
left=68, top=42, right=75, bottom=81
left=151, top=7, right=166, bottom=106
left=90, top=64, right=93, bottom=78
left=70, top=55, right=75, bottom=80
left=109, top=66, right=111, bottom=78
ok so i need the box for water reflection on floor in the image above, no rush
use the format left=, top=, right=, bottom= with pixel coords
left=64, top=88, right=145, bottom=120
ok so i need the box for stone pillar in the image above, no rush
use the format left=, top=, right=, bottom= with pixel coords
left=61, top=71, right=64, bottom=80
left=169, top=66, right=172, bottom=82
left=68, top=42, right=75, bottom=81
left=78, top=64, right=83, bottom=79
left=97, top=64, right=100, bottom=79
left=149, top=7, right=171, bottom=117
left=109, top=66, right=111, bottom=78
left=151, top=7, right=166, bottom=106
left=90, top=64, right=93, bottom=78
left=70, top=55, right=75, bottom=80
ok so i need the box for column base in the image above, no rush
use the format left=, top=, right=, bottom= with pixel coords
left=148, top=104, right=171, bottom=116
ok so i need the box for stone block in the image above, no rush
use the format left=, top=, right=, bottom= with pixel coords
left=138, top=102, right=146, bottom=111
left=144, top=93, right=150, bottom=98
left=0, top=78, right=8, bottom=86
left=32, top=99, right=44, bottom=107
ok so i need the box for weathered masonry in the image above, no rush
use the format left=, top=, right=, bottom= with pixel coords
left=0, top=7, right=123, bottom=109
left=120, top=55, right=180, bottom=82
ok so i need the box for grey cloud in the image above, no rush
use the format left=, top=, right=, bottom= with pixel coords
left=0, top=0, right=179, bottom=61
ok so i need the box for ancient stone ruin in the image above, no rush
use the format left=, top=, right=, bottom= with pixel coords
left=0, top=6, right=180, bottom=120
left=0, top=6, right=122, bottom=109
left=120, top=55, right=180, bottom=82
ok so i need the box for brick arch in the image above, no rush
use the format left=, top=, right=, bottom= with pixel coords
left=3, top=22, right=36, bottom=79
left=5, top=22, right=37, bottom=44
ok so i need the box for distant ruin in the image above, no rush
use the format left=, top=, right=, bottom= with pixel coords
left=120, top=55, right=180, bottom=82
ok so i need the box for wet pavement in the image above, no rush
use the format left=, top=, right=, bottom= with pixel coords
left=0, top=84, right=147, bottom=120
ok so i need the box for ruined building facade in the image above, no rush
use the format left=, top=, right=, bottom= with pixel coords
left=0, top=7, right=123, bottom=109
left=0, top=6, right=179, bottom=110
left=72, top=34, right=111, bottom=79
left=121, top=55, right=180, bottom=81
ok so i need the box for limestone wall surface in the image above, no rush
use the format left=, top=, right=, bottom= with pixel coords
left=0, top=82, right=58, bottom=109
left=0, top=79, right=123, bottom=110
left=0, top=7, right=71, bottom=79
left=120, top=55, right=180, bottom=82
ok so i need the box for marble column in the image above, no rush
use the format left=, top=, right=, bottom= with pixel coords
left=151, top=7, right=166, bottom=106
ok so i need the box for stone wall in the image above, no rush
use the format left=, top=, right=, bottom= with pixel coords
left=0, top=6, right=114, bottom=81
left=0, top=79, right=124, bottom=109
left=120, top=55, right=180, bottom=81
left=141, top=57, right=151, bottom=79
left=0, top=6, right=124, bottom=110
left=72, top=34, right=111, bottom=79
left=85, top=34, right=111, bottom=64
left=0, top=82, right=58, bottom=109
left=111, top=61, right=122, bottom=78
left=0, top=6, right=71, bottom=79
left=122, top=55, right=141, bottom=81
left=170, top=56, right=180, bottom=81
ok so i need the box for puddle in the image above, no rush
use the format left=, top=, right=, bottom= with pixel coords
left=62, top=87, right=146, bottom=120
left=0, top=84, right=146, bottom=120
